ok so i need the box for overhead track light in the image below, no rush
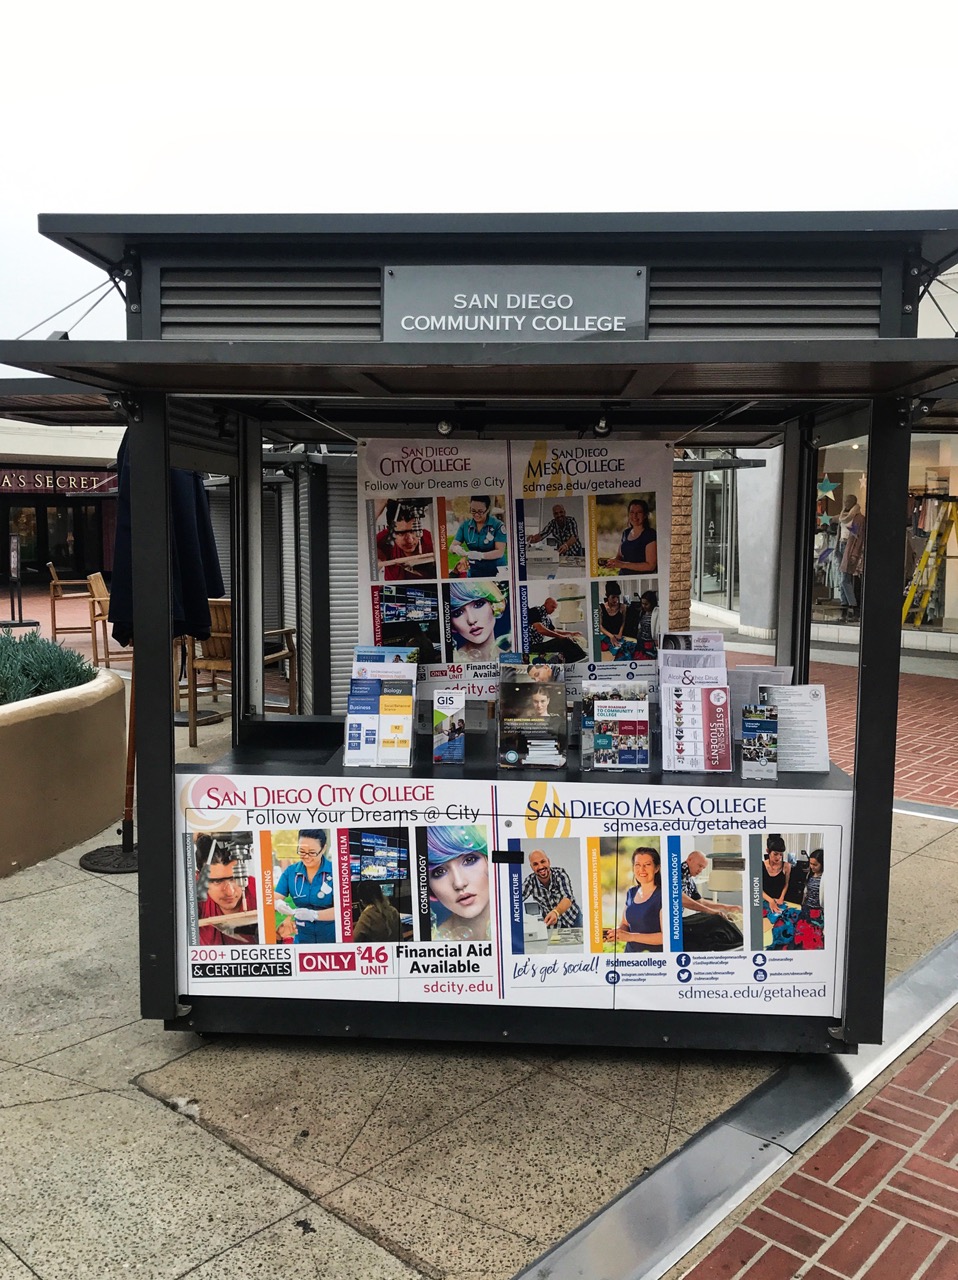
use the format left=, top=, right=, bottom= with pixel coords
left=437, top=419, right=455, bottom=437
left=594, top=416, right=611, bottom=437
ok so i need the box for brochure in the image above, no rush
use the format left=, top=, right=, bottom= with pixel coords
left=592, top=697, right=650, bottom=770
left=661, top=684, right=733, bottom=772
left=742, top=703, right=778, bottom=781
left=498, top=655, right=567, bottom=768
left=354, top=644, right=421, bottom=665
left=433, top=689, right=466, bottom=763
left=658, top=653, right=728, bottom=687
left=659, top=631, right=726, bottom=651
left=760, top=684, right=829, bottom=772
left=378, top=678, right=415, bottom=767
left=344, top=678, right=381, bottom=768
left=353, top=657, right=419, bottom=682
left=728, top=665, right=793, bottom=740
left=581, top=664, right=650, bottom=769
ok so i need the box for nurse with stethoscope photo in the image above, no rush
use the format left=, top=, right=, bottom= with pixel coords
left=274, top=829, right=336, bottom=943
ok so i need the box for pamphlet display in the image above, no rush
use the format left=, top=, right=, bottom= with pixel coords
left=580, top=663, right=650, bottom=770
left=497, top=656, right=567, bottom=768
left=177, top=770, right=852, bottom=1018
left=378, top=678, right=415, bottom=766
left=660, top=631, right=725, bottom=651
left=761, top=684, right=830, bottom=773
left=345, top=649, right=417, bottom=768
left=742, top=704, right=778, bottom=781
left=661, top=685, right=733, bottom=772
left=658, top=647, right=728, bottom=687
left=344, top=679, right=381, bottom=768
left=728, top=666, right=792, bottom=740
left=658, top=631, right=732, bottom=773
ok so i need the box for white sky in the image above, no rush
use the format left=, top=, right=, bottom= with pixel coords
left=2, top=0, right=958, bottom=359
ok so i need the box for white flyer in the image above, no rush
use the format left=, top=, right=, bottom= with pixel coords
left=760, top=684, right=829, bottom=772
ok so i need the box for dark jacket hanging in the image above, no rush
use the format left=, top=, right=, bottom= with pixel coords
left=109, top=429, right=225, bottom=645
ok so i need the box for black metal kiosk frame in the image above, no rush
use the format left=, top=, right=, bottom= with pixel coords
left=3, top=211, right=958, bottom=1055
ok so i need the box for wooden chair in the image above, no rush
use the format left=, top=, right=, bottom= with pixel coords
left=185, top=598, right=297, bottom=746
left=86, top=572, right=132, bottom=667
left=47, top=562, right=91, bottom=641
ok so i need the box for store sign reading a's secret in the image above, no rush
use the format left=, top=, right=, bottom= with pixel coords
left=383, top=266, right=648, bottom=343
left=0, top=468, right=117, bottom=494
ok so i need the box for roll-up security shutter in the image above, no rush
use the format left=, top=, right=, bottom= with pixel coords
left=280, top=482, right=297, bottom=633
left=298, top=470, right=313, bottom=712
left=205, top=486, right=232, bottom=595
left=325, top=458, right=359, bottom=715
left=261, top=486, right=282, bottom=631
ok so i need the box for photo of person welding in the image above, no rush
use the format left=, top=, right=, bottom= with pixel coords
left=193, top=832, right=260, bottom=946
left=373, top=497, right=437, bottom=580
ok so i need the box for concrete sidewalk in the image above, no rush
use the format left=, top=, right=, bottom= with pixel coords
left=0, top=798, right=955, bottom=1279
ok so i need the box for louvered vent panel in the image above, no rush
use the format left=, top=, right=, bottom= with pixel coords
left=161, top=269, right=382, bottom=340
left=168, top=399, right=240, bottom=462
left=648, top=269, right=882, bottom=339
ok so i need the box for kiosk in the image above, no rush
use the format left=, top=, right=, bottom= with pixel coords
left=2, top=211, right=958, bottom=1054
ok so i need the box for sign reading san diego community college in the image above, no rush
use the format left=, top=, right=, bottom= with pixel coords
left=383, top=266, right=648, bottom=342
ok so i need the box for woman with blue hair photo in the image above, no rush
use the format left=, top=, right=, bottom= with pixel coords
left=447, top=580, right=511, bottom=662
left=427, top=824, right=491, bottom=941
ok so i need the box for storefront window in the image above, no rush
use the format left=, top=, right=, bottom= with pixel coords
left=907, top=434, right=958, bottom=632
left=692, top=465, right=739, bottom=612
left=47, top=506, right=77, bottom=571
left=812, top=439, right=868, bottom=625
left=8, top=506, right=38, bottom=568
left=813, top=432, right=958, bottom=633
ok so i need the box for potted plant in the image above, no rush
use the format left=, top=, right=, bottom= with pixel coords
left=0, top=630, right=126, bottom=876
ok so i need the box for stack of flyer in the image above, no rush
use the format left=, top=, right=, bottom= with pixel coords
left=345, top=646, right=418, bottom=768
left=497, top=654, right=567, bottom=768
left=581, top=663, right=650, bottom=770
left=659, top=632, right=733, bottom=773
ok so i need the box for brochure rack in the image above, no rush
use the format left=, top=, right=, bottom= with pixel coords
left=2, top=210, right=958, bottom=1054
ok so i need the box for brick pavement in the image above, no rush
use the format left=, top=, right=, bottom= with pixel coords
left=726, top=652, right=958, bottom=811
left=677, top=1008, right=958, bottom=1280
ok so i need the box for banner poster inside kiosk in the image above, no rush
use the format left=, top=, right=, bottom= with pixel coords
left=177, top=771, right=851, bottom=1019
left=356, top=438, right=672, bottom=697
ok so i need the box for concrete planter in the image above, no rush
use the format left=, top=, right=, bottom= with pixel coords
left=0, top=669, right=126, bottom=876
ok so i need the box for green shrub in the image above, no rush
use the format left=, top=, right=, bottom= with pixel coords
left=0, top=629, right=97, bottom=707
